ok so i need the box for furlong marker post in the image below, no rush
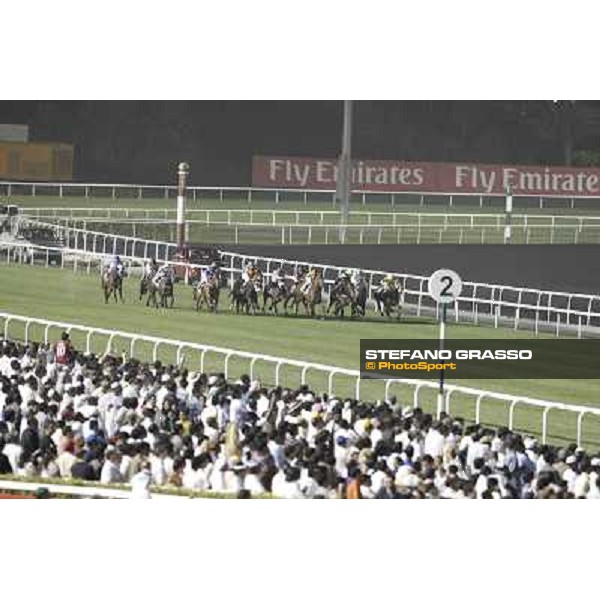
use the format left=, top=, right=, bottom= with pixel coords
left=428, top=268, right=463, bottom=418
left=176, top=162, right=190, bottom=250
left=504, top=185, right=513, bottom=244
left=438, top=303, right=448, bottom=416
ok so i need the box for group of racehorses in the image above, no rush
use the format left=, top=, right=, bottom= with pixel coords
left=100, top=263, right=403, bottom=320
left=101, top=264, right=174, bottom=309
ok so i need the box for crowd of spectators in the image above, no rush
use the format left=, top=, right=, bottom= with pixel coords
left=1, top=333, right=600, bottom=499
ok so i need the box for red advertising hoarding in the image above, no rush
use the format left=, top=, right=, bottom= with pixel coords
left=252, top=155, right=600, bottom=197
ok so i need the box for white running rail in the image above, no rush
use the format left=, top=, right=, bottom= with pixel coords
left=1, top=311, right=599, bottom=446
left=20, top=207, right=600, bottom=227
left=20, top=214, right=600, bottom=244
left=3, top=180, right=600, bottom=209
left=6, top=217, right=600, bottom=337
left=0, top=479, right=188, bottom=499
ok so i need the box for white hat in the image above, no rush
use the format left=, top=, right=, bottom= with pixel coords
left=524, top=438, right=536, bottom=450
left=161, top=374, right=170, bottom=383
left=566, top=455, right=576, bottom=465
left=591, top=458, right=600, bottom=467
left=208, top=375, right=218, bottom=386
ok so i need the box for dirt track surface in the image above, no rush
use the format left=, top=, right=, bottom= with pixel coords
left=218, top=244, right=599, bottom=294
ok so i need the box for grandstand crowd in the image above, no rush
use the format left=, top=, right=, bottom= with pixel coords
left=1, top=333, right=600, bottom=499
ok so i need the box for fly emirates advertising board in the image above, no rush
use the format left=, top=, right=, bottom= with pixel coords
left=252, top=155, right=600, bottom=197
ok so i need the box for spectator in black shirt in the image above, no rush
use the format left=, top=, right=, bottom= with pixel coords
left=0, top=442, right=13, bottom=474
left=20, top=417, right=40, bottom=462
left=71, top=450, right=96, bottom=481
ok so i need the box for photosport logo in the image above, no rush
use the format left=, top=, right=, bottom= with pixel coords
left=359, top=339, right=600, bottom=380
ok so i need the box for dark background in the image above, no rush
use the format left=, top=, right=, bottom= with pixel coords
left=1, top=100, right=600, bottom=185
left=222, top=244, right=600, bottom=294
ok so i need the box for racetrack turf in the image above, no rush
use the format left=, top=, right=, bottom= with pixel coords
left=1, top=263, right=599, bottom=448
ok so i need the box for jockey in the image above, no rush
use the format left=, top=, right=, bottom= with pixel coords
left=152, top=263, right=170, bottom=286
left=107, top=255, right=121, bottom=275
left=301, top=268, right=315, bottom=294
left=143, top=258, right=157, bottom=279
left=200, top=262, right=218, bottom=286
left=351, top=269, right=362, bottom=287
left=271, top=267, right=285, bottom=290
left=292, top=264, right=305, bottom=284
left=336, top=269, right=352, bottom=287
left=242, top=261, right=257, bottom=284
left=380, top=274, right=396, bottom=291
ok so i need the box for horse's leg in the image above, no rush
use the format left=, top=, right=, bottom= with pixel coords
left=326, top=294, right=335, bottom=315
left=303, top=298, right=310, bottom=316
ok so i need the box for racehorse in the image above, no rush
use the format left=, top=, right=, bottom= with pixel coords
left=352, top=278, right=368, bottom=317
left=147, top=273, right=175, bottom=309
left=139, top=269, right=156, bottom=301
left=229, top=278, right=245, bottom=313
left=374, top=283, right=402, bottom=320
left=286, top=270, right=323, bottom=316
left=327, top=278, right=355, bottom=317
left=101, top=267, right=126, bottom=304
left=301, top=270, right=323, bottom=317
left=193, top=275, right=220, bottom=312
left=262, top=280, right=287, bottom=315
left=229, top=277, right=261, bottom=315
left=284, top=279, right=305, bottom=315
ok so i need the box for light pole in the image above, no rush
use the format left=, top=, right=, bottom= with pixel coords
left=552, top=100, right=575, bottom=166
left=176, top=161, right=190, bottom=251
left=337, top=100, right=353, bottom=243
left=504, top=185, right=512, bottom=244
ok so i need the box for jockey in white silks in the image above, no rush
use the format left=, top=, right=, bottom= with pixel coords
left=152, top=264, right=172, bottom=287
left=107, top=255, right=121, bottom=276
left=271, top=267, right=285, bottom=290
left=242, top=262, right=257, bottom=284
left=200, top=263, right=218, bottom=286
left=351, top=269, right=362, bottom=287
left=301, top=268, right=316, bottom=295
left=143, top=259, right=157, bottom=279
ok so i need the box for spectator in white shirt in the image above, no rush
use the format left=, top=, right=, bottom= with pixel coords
left=100, top=450, right=124, bottom=484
